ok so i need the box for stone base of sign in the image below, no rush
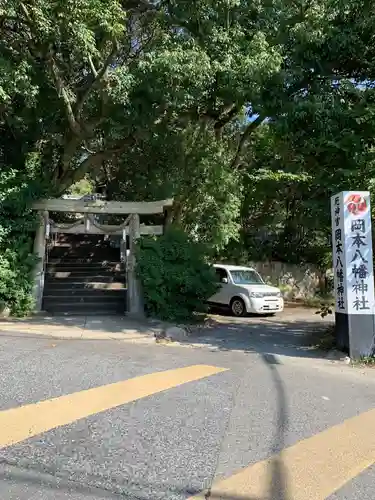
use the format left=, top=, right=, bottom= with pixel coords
left=336, top=311, right=375, bottom=359
left=335, top=312, right=350, bottom=354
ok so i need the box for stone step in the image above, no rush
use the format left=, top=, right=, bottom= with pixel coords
left=43, top=233, right=126, bottom=314
left=44, top=275, right=125, bottom=284
left=46, top=259, right=121, bottom=265
left=43, top=289, right=125, bottom=298
left=45, top=268, right=123, bottom=277
left=42, top=301, right=125, bottom=314
left=53, top=234, right=116, bottom=243
left=44, top=281, right=125, bottom=291
left=48, top=243, right=120, bottom=253
left=49, top=243, right=118, bottom=248
left=51, top=239, right=114, bottom=245
left=42, top=308, right=124, bottom=316
left=46, top=261, right=122, bottom=268
left=50, top=239, right=115, bottom=245
left=48, top=252, right=118, bottom=259
left=50, top=238, right=116, bottom=244
left=43, top=294, right=125, bottom=305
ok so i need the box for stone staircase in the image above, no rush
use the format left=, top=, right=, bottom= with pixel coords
left=43, top=234, right=126, bottom=315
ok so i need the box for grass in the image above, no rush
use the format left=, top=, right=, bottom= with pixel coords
left=351, top=355, right=375, bottom=367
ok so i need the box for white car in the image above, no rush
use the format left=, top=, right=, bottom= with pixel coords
left=208, top=264, right=284, bottom=317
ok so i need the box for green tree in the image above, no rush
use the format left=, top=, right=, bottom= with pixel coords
left=228, top=81, right=375, bottom=267
left=2, top=0, right=375, bottom=313
left=2, top=0, right=375, bottom=195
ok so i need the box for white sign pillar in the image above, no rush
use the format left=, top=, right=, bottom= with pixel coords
left=331, top=191, right=375, bottom=358
left=32, top=211, right=48, bottom=312
left=127, top=214, right=144, bottom=318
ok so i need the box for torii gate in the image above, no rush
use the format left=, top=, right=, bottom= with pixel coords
left=31, top=197, right=173, bottom=318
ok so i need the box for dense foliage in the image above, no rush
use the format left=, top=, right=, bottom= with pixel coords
left=0, top=128, right=45, bottom=314
left=135, top=228, right=218, bottom=321
left=1, top=0, right=375, bottom=313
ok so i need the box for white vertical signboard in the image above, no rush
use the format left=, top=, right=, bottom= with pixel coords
left=331, top=191, right=375, bottom=315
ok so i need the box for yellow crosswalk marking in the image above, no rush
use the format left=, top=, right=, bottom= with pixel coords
left=0, top=364, right=227, bottom=449
left=190, top=407, right=375, bottom=500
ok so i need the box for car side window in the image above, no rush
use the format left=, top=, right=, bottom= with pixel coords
left=215, top=268, right=228, bottom=282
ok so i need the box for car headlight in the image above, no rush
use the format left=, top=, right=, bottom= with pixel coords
left=276, top=291, right=281, bottom=297
left=250, top=292, right=265, bottom=298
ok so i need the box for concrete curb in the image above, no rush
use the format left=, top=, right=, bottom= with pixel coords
left=0, top=326, right=156, bottom=344
left=0, top=316, right=161, bottom=344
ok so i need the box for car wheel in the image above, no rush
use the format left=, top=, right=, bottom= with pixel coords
left=230, top=297, right=246, bottom=317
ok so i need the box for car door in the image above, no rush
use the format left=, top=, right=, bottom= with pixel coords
left=209, top=267, right=230, bottom=305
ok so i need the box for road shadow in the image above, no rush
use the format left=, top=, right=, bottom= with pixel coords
left=262, top=353, right=289, bottom=500
left=198, top=352, right=289, bottom=500
left=0, top=308, right=333, bottom=360
left=177, top=310, right=333, bottom=361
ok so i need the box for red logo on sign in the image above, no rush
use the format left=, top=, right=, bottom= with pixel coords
left=345, top=194, right=367, bottom=215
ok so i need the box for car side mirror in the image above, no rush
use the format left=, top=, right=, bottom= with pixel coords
left=221, top=277, right=228, bottom=284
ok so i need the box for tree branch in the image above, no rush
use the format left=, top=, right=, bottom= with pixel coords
left=61, top=135, right=82, bottom=175
left=88, top=55, right=98, bottom=77
left=75, top=39, right=119, bottom=119
left=214, top=104, right=240, bottom=139
left=123, top=0, right=162, bottom=14
left=57, top=151, right=109, bottom=194
left=19, top=2, right=32, bottom=22
left=48, top=53, right=81, bottom=136
left=230, top=115, right=265, bottom=170
left=0, top=14, right=32, bottom=28
left=57, top=136, right=136, bottom=194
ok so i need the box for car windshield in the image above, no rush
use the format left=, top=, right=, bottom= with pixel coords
left=230, top=269, right=264, bottom=285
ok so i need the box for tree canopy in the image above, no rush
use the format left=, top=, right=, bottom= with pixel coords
left=1, top=0, right=375, bottom=312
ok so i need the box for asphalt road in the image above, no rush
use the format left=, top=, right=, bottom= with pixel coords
left=0, top=321, right=375, bottom=500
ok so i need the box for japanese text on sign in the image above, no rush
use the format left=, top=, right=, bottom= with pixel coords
left=350, top=218, right=369, bottom=311
left=331, top=191, right=375, bottom=315
left=333, top=196, right=346, bottom=311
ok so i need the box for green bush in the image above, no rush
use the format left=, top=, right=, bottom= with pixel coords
left=0, top=168, right=43, bottom=316
left=0, top=245, right=37, bottom=316
left=135, top=228, right=219, bottom=321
